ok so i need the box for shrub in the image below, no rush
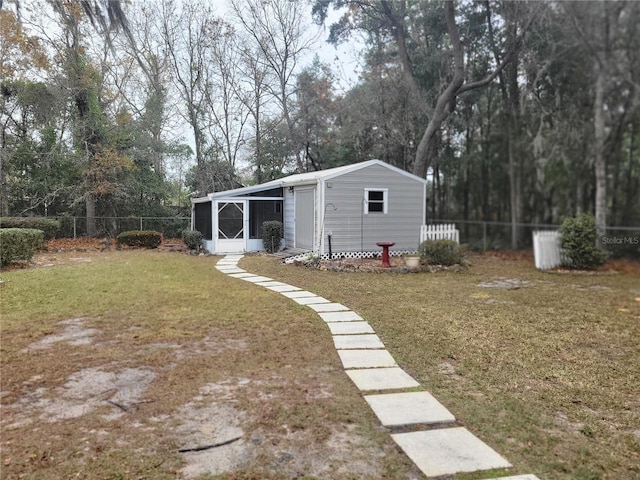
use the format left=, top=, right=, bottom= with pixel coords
left=182, top=229, right=203, bottom=251
left=262, top=221, right=284, bottom=253
left=560, top=213, right=608, bottom=269
left=0, top=228, right=45, bottom=266
left=116, top=230, right=163, bottom=249
left=0, top=217, right=59, bottom=239
left=418, top=239, right=464, bottom=266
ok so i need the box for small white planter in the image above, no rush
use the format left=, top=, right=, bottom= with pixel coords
left=405, top=256, right=420, bottom=268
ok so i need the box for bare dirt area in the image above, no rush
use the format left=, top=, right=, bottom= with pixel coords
left=1, top=316, right=397, bottom=479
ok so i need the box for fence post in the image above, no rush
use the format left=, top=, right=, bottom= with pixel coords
left=140, top=217, right=143, bottom=231
left=483, top=222, right=487, bottom=251
left=73, top=217, right=77, bottom=239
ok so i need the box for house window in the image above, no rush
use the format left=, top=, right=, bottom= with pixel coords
left=364, top=188, right=388, bottom=214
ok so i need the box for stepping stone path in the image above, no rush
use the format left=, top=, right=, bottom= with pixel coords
left=216, top=256, right=540, bottom=479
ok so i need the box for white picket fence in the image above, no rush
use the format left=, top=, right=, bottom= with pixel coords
left=533, top=230, right=563, bottom=270
left=420, top=223, right=460, bottom=244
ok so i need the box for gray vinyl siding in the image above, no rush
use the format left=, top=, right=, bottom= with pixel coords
left=323, top=164, right=424, bottom=253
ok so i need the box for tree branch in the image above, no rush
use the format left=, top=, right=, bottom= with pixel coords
left=458, top=4, right=536, bottom=95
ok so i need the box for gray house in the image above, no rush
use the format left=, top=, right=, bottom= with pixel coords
left=191, top=159, right=427, bottom=255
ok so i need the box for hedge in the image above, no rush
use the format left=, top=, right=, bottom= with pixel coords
left=0, top=217, right=59, bottom=239
left=0, top=228, right=45, bottom=266
left=116, top=230, right=163, bottom=249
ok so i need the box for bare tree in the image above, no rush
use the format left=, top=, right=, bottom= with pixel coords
left=204, top=22, right=250, bottom=171
left=231, top=0, right=317, bottom=172
left=160, top=0, right=222, bottom=195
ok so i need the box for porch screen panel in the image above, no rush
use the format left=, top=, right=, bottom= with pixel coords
left=194, top=202, right=212, bottom=240
left=249, top=200, right=284, bottom=239
left=218, top=202, right=244, bottom=239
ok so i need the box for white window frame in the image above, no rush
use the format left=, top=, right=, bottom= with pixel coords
left=364, top=188, right=388, bottom=214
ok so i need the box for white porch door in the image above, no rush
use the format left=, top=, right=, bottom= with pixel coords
left=295, top=188, right=315, bottom=250
left=216, top=201, right=246, bottom=253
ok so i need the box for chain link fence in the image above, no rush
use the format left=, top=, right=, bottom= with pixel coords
left=55, top=216, right=191, bottom=239
left=9, top=216, right=638, bottom=258
left=428, top=219, right=640, bottom=258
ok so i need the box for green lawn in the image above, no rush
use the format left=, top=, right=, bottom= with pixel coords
left=1, top=250, right=639, bottom=479
left=241, top=253, right=640, bottom=480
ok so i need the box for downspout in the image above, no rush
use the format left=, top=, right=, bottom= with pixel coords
left=317, top=178, right=324, bottom=255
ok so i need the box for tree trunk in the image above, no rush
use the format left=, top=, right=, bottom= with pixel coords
left=412, top=1, right=465, bottom=179
left=507, top=127, right=519, bottom=249
left=0, top=147, right=8, bottom=217
left=85, top=192, right=97, bottom=237
left=593, top=65, right=607, bottom=243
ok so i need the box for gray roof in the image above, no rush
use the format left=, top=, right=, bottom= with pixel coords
left=192, top=159, right=426, bottom=202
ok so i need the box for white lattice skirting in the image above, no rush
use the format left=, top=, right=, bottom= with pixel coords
left=284, top=250, right=417, bottom=264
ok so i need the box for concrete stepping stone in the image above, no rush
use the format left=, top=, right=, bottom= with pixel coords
left=391, top=428, right=511, bottom=478
left=293, top=296, right=330, bottom=305
left=254, top=281, right=287, bottom=287
left=240, top=276, right=273, bottom=283
left=333, top=334, right=385, bottom=350
left=307, top=302, right=350, bottom=312
left=484, top=476, right=540, bottom=480
left=338, top=349, right=397, bottom=369
left=363, top=391, right=455, bottom=427
left=318, top=311, right=363, bottom=322
left=280, top=291, right=318, bottom=299
left=227, top=273, right=257, bottom=279
left=345, top=367, right=420, bottom=391
left=266, top=285, right=302, bottom=293
left=216, top=268, right=245, bottom=274
left=327, top=322, right=374, bottom=335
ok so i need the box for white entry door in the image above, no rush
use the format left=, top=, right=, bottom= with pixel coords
left=216, top=201, right=245, bottom=253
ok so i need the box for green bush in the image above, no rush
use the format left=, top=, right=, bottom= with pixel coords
left=0, top=217, right=59, bottom=239
left=116, top=230, right=163, bottom=249
left=182, top=229, right=203, bottom=251
left=560, top=213, right=608, bottom=269
left=418, top=239, right=464, bottom=266
left=262, top=221, right=284, bottom=253
left=0, top=228, right=45, bottom=266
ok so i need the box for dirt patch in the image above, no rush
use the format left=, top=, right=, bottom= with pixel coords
left=477, top=277, right=530, bottom=289
left=176, top=383, right=250, bottom=479
left=6, top=366, right=156, bottom=427
left=169, top=377, right=385, bottom=479
left=21, top=317, right=99, bottom=351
